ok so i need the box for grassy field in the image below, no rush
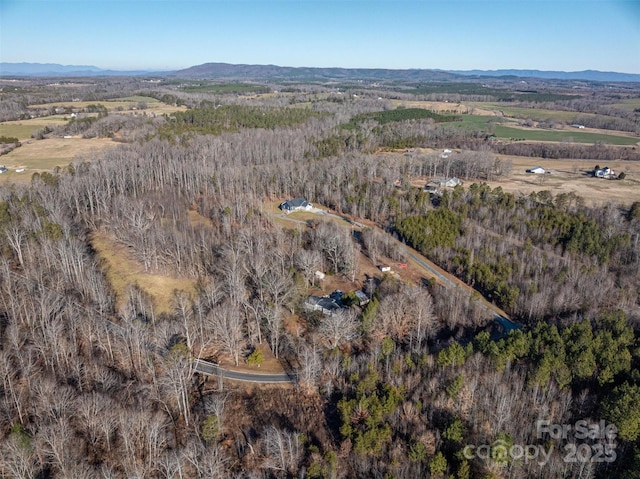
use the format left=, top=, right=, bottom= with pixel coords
left=28, top=96, right=187, bottom=115
left=0, top=137, right=116, bottom=183
left=91, top=231, right=197, bottom=315
left=0, top=115, right=69, bottom=141
left=468, top=103, right=585, bottom=122
left=605, top=98, right=640, bottom=111
left=494, top=125, right=639, bottom=145
left=483, top=155, right=640, bottom=206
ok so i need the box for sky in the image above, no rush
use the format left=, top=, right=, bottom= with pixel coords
left=1, top=0, right=639, bottom=73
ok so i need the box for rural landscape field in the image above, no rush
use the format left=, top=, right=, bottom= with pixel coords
left=1, top=65, right=640, bottom=479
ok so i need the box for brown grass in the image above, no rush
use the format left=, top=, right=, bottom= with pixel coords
left=90, top=230, right=197, bottom=315
left=487, top=156, right=640, bottom=206
left=0, top=137, right=116, bottom=184
left=27, top=97, right=187, bottom=116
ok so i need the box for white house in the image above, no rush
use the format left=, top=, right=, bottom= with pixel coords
left=526, top=166, right=546, bottom=174
left=439, top=177, right=463, bottom=188
left=279, top=197, right=313, bottom=213
left=595, top=167, right=615, bottom=179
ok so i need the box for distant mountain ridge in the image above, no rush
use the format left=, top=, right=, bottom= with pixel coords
left=447, top=69, right=640, bottom=82
left=173, top=63, right=640, bottom=83
left=170, top=62, right=460, bottom=81
left=0, top=62, right=161, bottom=77
left=2, top=62, right=639, bottom=83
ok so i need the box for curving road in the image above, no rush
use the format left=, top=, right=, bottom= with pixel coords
left=197, top=205, right=520, bottom=384
left=193, top=358, right=294, bottom=384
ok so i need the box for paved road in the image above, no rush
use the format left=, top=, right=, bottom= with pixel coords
left=193, top=358, right=294, bottom=384
left=311, top=208, right=522, bottom=331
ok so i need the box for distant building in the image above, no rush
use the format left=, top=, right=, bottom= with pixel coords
left=526, top=166, right=546, bottom=174
left=378, top=265, right=391, bottom=273
left=571, top=124, right=585, bottom=129
left=279, top=197, right=312, bottom=213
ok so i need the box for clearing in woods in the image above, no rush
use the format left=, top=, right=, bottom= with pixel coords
left=90, top=231, right=197, bottom=316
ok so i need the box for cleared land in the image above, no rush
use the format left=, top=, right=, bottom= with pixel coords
left=28, top=95, right=187, bottom=116
left=409, top=154, right=640, bottom=206
left=0, top=115, right=70, bottom=141
left=0, top=137, right=116, bottom=183
left=90, top=231, right=197, bottom=315
left=391, top=100, right=639, bottom=145
left=494, top=124, right=639, bottom=145
left=484, top=156, right=640, bottom=205
left=605, top=98, right=640, bottom=111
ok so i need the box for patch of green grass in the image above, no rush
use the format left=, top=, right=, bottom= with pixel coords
left=468, top=103, right=586, bottom=122
left=109, top=95, right=162, bottom=104
left=0, top=116, right=68, bottom=140
left=605, top=98, right=640, bottom=112
left=494, top=125, right=639, bottom=145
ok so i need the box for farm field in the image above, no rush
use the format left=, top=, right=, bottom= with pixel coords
left=605, top=97, right=640, bottom=111
left=467, top=103, right=586, bottom=122
left=27, top=95, right=187, bottom=115
left=0, top=137, right=116, bottom=182
left=493, top=124, right=639, bottom=145
left=481, top=156, right=640, bottom=206
left=400, top=149, right=640, bottom=206
left=0, top=115, right=69, bottom=140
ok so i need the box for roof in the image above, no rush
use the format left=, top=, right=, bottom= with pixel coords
left=280, top=197, right=311, bottom=210
left=304, top=296, right=344, bottom=314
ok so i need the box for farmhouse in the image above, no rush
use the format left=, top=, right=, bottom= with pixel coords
left=303, top=295, right=344, bottom=316
left=526, top=166, right=546, bottom=174
left=595, top=167, right=615, bottom=179
left=437, top=177, right=463, bottom=188
left=279, top=197, right=312, bottom=213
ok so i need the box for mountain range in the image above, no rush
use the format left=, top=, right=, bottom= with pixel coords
left=1, top=62, right=639, bottom=83
left=0, top=62, right=162, bottom=77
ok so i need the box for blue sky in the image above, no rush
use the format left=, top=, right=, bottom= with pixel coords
left=1, top=0, right=639, bottom=73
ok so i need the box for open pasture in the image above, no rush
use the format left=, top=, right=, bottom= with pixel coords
left=494, top=124, right=639, bottom=145
left=0, top=115, right=69, bottom=141
left=28, top=95, right=187, bottom=115
left=485, top=155, right=640, bottom=206
left=0, top=137, right=116, bottom=182
left=605, top=97, right=640, bottom=111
